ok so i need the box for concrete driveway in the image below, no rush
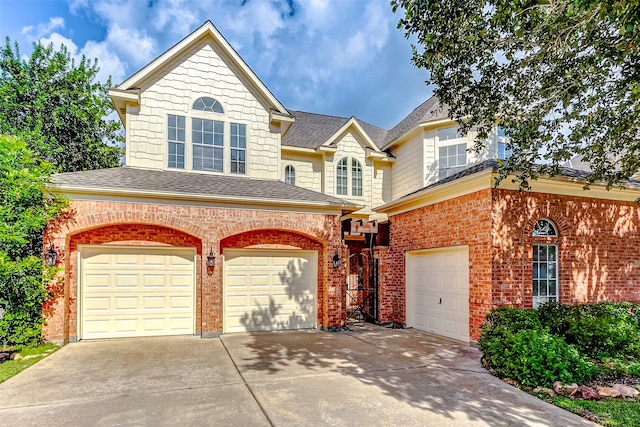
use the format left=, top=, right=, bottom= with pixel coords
left=0, top=325, right=594, bottom=426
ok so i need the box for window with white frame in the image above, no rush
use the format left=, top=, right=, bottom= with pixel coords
left=336, top=157, right=363, bottom=196
left=166, top=97, right=247, bottom=174
left=438, top=143, right=467, bottom=179
left=167, top=114, right=185, bottom=169
left=497, top=126, right=512, bottom=160
left=351, top=158, right=362, bottom=196
left=284, top=164, right=295, bottom=185
left=192, top=118, right=224, bottom=172
left=230, top=123, right=246, bottom=174
left=532, top=219, right=559, bottom=308
left=438, top=126, right=462, bottom=141
left=336, top=158, right=348, bottom=195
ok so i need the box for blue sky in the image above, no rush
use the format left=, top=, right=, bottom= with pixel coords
left=0, top=0, right=432, bottom=129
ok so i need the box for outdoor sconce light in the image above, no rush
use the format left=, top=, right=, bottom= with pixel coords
left=45, top=244, right=58, bottom=267
left=332, top=249, right=341, bottom=268
left=206, top=248, right=216, bottom=268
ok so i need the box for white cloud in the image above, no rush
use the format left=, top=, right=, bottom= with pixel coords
left=39, top=32, right=125, bottom=85
left=22, top=17, right=65, bottom=40
left=105, top=24, right=157, bottom=67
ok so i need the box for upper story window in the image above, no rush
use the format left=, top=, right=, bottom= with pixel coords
left=352, top=158, right=362, bottom=197
left=438, top=126, right=463, bottom=141
left=168, top=114, right=186, bottom=169
left=167, top=97, right=246, bottom=174
left=337, top=158, right=348, bottom=195
left=438, top=143, right=467, bottom=179
left=336, top=157, right=363, bottom=197
left=284, top=165, right=295, bottom=185
left=532, top=219, right=559, bottom=308
left=497, top=126, right=512, bottom=160
left=193, top=97, right=224, bottom=113
left=230, top=123, right=246, bottom=174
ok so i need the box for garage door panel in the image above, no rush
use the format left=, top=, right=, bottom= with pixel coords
left=407, top=246, right=470, bottom=342
left=81, top=246, right=195, bottom=339
left=224, top=250, right=317, bottom=333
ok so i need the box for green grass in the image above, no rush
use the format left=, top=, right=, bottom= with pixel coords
left=0, top=343, right=59, bottom=383
left=552, top=396, right=640, bottom=427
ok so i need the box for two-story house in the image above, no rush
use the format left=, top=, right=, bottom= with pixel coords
left=46, top=21, right=640, bottom=345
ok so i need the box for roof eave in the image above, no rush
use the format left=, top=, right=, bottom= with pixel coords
left=48, top=183, right=362, bottom=214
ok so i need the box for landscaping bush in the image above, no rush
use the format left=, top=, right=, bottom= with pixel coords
left=538, top=302, right=640, bottom=359
left=0, top=255, right=47, bottom=347
left=479, top=306, right=595, bottom=387
left=497, top=329, right=594, bottom=387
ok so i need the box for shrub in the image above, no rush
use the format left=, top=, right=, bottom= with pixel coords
left=0, top=255, right=47, bottom=347
left=538, top=302, right=640, bottom=359
left=479, top=305, right=599, bottom=387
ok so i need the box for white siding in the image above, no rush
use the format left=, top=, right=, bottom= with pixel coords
left=390, top=132, right=424, bottom=200
left=126, top=40, right=279, bottom=179
left=280, top=154, right=322, bottom=192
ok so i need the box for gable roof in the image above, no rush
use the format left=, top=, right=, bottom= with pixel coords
left=282, top=110, right=388, bottom=150
left=109, top=21, right=291, bottom=124
left=50, top=167, right=361, bottom=212
left=382, top=97, right=450, bottom=149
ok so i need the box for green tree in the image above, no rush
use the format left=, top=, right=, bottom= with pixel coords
left=0, top=39, right=123, bottom=172
left=0, top=135, right=72, bottom=346
left=392, top=0, right=640, bottom=189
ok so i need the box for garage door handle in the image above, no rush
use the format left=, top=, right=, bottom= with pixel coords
left=439, top=298, right=442, bottom=304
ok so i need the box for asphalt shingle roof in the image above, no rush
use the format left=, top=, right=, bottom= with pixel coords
left=282, top=110, right=388, bottom=150
left=382, top=96, right=449, bottom=149
left=52, top=167, right=359, bottom=208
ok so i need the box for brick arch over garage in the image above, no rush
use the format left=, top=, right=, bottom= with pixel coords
left=61, top=211, right=205, bottom=241
left=211, top=217, right=336, bottom=244
left=217, top=226, right=341, bottom=333
left=57, top=222, right=203, bottom=344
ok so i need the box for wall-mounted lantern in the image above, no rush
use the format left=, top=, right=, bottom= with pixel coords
left=206, top=248, right=216, bottom=268
left=332, top=249, right=341, bottom=268
left=45, top=243, right=58, bottom=267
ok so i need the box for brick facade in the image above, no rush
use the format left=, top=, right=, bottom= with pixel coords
left=380, top=187, right=640, bottom=341
left=45, top=199, right=345, bottom=343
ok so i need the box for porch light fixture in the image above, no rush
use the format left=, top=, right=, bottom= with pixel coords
left=332, top=249, right=341, bottom=268
left=45, top=244, right=58, bottom=267
left=206, top=248, right=216, bottom=268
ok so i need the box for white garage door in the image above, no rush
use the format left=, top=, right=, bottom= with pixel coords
left=80, top=246, right=195, bottom=339
left=406, top=246, right=470, bottom=342
left=224, top=249, right=317, bottom=333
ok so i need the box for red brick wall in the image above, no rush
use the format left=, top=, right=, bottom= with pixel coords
left=492, top=189, right=640, bottom=308
left=381, top=189, right=494, bottom=340
left=45, top=199, right=344, bottom=342
left=384, top=187, right=640, bottom=342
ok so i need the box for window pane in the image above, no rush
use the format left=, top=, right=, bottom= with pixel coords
left=336, top=158, right=348, bottom=195
left=168, top=114, right=186, bottom=169
left=438, top=126, right=461, bottom=141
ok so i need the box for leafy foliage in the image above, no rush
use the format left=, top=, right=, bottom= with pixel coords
left=479, top=306, right=595, bottom=387
left=0, top=39, right=123, bottom=172
left=392, top=0, right=640, bottom=189
left=0, top=135, right=72, bottom=346
left=538, top=302, right=640, bottom=359
left=479, top=303, right=640, bottom=388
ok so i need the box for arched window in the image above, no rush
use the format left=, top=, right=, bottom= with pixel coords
left=532, top=219, right=559, bottom=308
left=336, top=158, right=348, bottom=195
left=285, top=165, right=295, bottom=185
left=192, top=97, right=224, bottom=113
left=533, top=218, right=558, bottom=236
left=352, top=159, right=362, bottom=196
